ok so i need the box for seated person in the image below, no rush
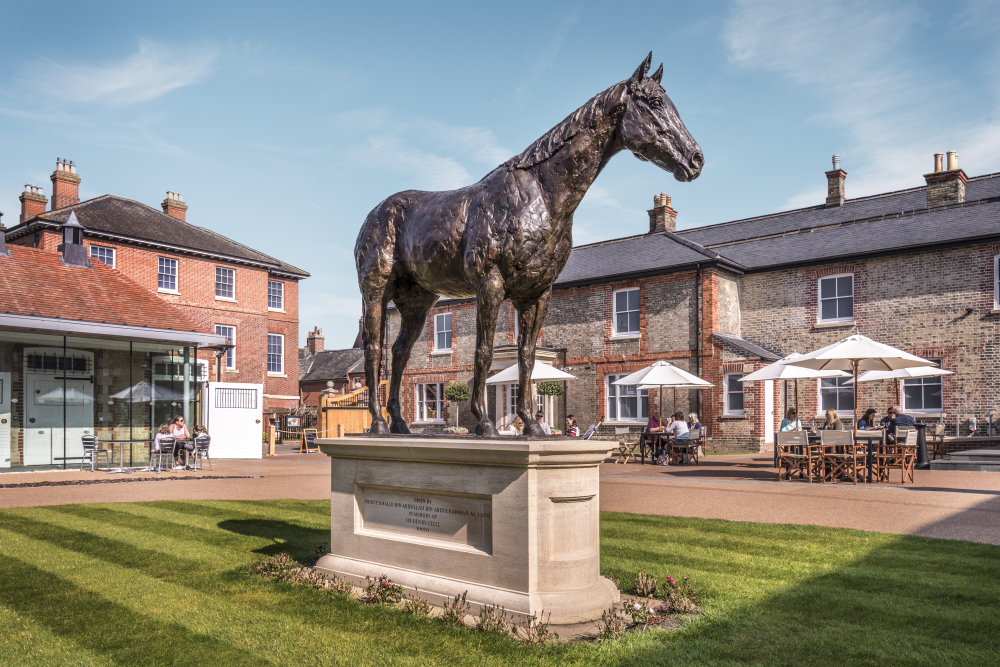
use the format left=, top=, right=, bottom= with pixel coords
left=822, top=409, right=845, bottom=430
left=886, top=406, right=916, bottom=443
left=564, top=415, right=579, bottom=437
left=856, top=408, right=877, bottom=431
left=534, top=411, right=551, bottom=436
left=152, top=422, right=172, bottom=453
left=644, top=411, right=664, bottom=458
left=780, top=408, right=802, bottom=431
left=664, top=412, right=690, bottom=462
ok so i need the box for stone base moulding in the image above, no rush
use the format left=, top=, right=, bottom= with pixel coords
left=315, top=435, right=620, bottom=624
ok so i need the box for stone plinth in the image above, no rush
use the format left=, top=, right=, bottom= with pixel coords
left=314, top=435, right=620, bottom=624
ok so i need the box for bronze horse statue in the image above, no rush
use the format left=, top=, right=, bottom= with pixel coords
left=355, top=53, right=703, bottom=437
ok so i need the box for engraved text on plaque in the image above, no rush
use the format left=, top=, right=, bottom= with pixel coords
left=359, top=486, right=492, bottom=553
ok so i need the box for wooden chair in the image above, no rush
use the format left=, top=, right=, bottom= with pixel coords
left=876, top=429, right=916, bottom=484
left=671, top=428, right=700, bottom=465
left=818, top=430, right=854, bottom=483
left=927, top=423, right=946, bottom=460
left=776, top=431, right=812, bottom=482
left=613, top=427, right=638, bottom=464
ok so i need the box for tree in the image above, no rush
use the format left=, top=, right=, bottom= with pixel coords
left=444, top=381, right=471, bottom=426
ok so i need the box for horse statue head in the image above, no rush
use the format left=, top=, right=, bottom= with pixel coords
left=617, top=52, right=703, bottom=183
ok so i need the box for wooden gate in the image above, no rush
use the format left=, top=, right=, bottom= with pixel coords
left=317, top=381, right=389, bottom=438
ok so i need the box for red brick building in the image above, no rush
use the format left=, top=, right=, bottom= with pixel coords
left=3, top=158, right=308, bottom=425
left=385, top=155, right=1000, bottom=449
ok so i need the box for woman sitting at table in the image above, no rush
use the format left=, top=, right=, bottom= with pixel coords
left=170, top=415, right=193, bottom=468
left=152, top=422, right=172, bottom=453
left=856, top=408, right=877, bottom=431
left=780, top=408, right=802, bottom=431
left=663, top=412, right=690, bottom=462
left=822, top=409, right=845, bottom=430
left=645, top=411, right=665, bottom=460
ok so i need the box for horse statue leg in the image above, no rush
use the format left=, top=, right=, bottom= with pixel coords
left=360, top=284, right=391, bottom=435
left=471, top=269, right=505, bottom=438
left=386, top=277, right=439, bottom=434
left=515, top=288, right=553, bottom=438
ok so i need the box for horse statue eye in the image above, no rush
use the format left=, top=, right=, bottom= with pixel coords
left=649, top=98, right=663, bottom=109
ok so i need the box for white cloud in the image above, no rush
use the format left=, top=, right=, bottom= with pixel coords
left=23, top=40, right=219, bottom=105
left=724, top=0, right=1000, bottom=205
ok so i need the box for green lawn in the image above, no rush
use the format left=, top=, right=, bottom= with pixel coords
left=0, top=500, right=996, bottom=666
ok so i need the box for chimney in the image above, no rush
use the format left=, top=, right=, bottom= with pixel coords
left=162, top=191, right=188, bottom=221
left=647, top=192, right=677, bottom=233
left=307, top=326, right=325, bottom=355
left=50, top=158, right=80, bottom=210
left=0, top=211, right=10, bottom=258
left=57, top=211, right=92, bottom=268
left=924, top=151, right=966, bottom=207
left=19, top=184, right=47, bottom=223
left=825, top=155, right=847, bottom=206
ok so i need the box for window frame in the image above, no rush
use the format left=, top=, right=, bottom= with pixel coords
left=434, top=313, right=453, bottom=352
left=817, top=273, right=854, bottom=323
left=994, top=256, right=999, bottom=310
left=158, top=257, right=178, bottom=292
left=819, top=376, right=855, bottom=414
left=415, top=382, right=444, bottom=422
left=215, top=267, right=236, bottom=300
left=612, top=288, right=641, bottom=337
left=605, top=373, right=649, bottom=422
left=89, top=245, right=115, bottom=267
left=267, top=334, right=283, bottom=374
left=214, top=325, right=236, bottom=370
left=724, top=373, right=745, bottom=416
left=267, top=280, right=284, bottom=311
left=902, top=359, right=943, bottom=413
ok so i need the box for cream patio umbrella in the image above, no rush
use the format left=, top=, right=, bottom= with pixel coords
left=486, top=363, right=577, bottom=430
left=613, top=360, right=713, bottom=421
left=785, top=334, right=934, bottom=436
left=844, top=366, right=953, bottom=408
left=739, top=353, right=850, bottom=429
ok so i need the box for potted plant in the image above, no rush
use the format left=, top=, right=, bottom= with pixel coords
left=444, top=381, right=471, bottom=428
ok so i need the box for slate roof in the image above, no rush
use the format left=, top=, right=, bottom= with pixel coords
left=555, top=170, right=1000, bottom=281
left=4, top=195, right=308, bottom=277
left=299, top=348, right=365, bottom=382
left=0, top=245, right=209, bottom=332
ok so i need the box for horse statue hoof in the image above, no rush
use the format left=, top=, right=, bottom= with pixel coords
left=389, top=419, right=411, bottom=435
left=369, top=419, right=391, bottom=436
left=521, top=421, right=546, bottom=438
left=476, top=421, right=500, bottom=439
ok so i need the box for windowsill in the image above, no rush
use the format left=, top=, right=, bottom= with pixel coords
left=224, top=368, right=238, bottom=373
left=268, top=308, right=285, bottom=313
left=720, top=413, right=746, bottom=419
left=157, top=288, right=179, bottom=295
left=604, top=420, right=645, bottom=425
left=215, top=296, right=237, bottom=303
left=267, top=372, right=287, bottom=378
left=990, top=308, right=1000, bottom=315
left=430, top=349, right=453, bottom=356
left=412, top=420, right=446, bottom=424
left=814, top=320, right=855, bottom=329
left=609, top=333, right=640, bottom=341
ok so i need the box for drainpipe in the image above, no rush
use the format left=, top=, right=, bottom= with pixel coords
left=695, top=264, right=702, bottom=421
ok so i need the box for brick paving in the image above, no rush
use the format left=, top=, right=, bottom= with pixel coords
left=2, top=448, right=998, bottom=546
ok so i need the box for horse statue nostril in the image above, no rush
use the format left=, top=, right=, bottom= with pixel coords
left=691, top=152, right=704, bottom=168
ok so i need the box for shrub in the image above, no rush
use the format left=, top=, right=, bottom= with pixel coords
left=248, top=553, right=298, bottom=583
left=596, top=607, right=628, bottom=640
left=444, top=381, right=471, bottom=402
left=440, top=591, right=471, bottom=627
left=403, top=589, right=432, bottom=616
left=661, top=575, right=700, bottom=615
left=475, top=604, right=513, bottom=635
left=632, top=570, right=657, bottom=597
left=535, top=381, right=564, bottom=396
left=517, top=612, right=557, bottom=644
left=625, top=597, right=657, bottom=625
left=363, top=575, right=404, bottom=605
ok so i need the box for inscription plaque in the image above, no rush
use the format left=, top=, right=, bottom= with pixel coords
left=359, top=486, right=492, bottom=553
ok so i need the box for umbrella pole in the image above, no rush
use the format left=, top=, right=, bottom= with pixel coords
left=795, top=379, right=799, bottom=429
left=672, top=386, right=677, bottom=418
left=853, top=360, right=860, bottom=439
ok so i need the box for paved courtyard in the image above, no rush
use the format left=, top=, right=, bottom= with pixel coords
left=2, top=449, right=998, bottom=545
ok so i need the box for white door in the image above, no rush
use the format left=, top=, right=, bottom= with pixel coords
left=203, top=382, right=262, bottom=459
left=764, top=379, right=775, bottom=450
left=0, top=372, right=10, bottom=468
left=23, top=348, right=95, bottom=466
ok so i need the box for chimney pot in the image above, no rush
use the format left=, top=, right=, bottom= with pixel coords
left=19, top=183, right=48, bottom=222
left=50, top=157, right=81, bottom=210
left=824, top=155, right=847, bottom=207
left=934, top=153, right=943, bottom=173
left=648, top=191, right=677, bottom=233
left=162, top=191, right=189, bottom=221
left=0, top=211, right=9, bottom=258
left=925, top=152, right=966, bottom=207
left=946, top=151, right=959, bottom=171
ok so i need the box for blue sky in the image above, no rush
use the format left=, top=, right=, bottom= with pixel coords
left=2, top=1, right=999, bottom=348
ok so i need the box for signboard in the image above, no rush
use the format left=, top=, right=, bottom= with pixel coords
left=359, top=486, right=492, bottom=553
left=287, top=416, right=300, bottom=427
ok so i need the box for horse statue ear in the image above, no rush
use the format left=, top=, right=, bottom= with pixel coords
left=651, top=63, right=663, bottom=84
left=629, top=52, right=652, bottom=88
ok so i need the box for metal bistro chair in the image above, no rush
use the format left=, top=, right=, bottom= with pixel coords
left=776, top=431, right=812, bottom=482
left=191, top=434, right=213, bottom=471
left=80, top=435, right=112, bottom=472
left=614, top=427, right=639, bottom=464
left=152, top=436, right=176, bottom=473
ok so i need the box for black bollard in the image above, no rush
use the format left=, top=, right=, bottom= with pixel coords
left=915, top=423, right=931, bottom=470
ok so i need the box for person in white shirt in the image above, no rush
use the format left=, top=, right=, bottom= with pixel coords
left=664, top=411, right=690, bottom=463
left=534, top=411, right=552, bottom=436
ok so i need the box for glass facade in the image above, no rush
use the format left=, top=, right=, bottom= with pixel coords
left=0, top=330, right=200, bottom=469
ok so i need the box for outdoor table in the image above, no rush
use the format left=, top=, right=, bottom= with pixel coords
left=101, top=439, right=153, bottom=474
left=854, top=431, right=884, bottom=483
